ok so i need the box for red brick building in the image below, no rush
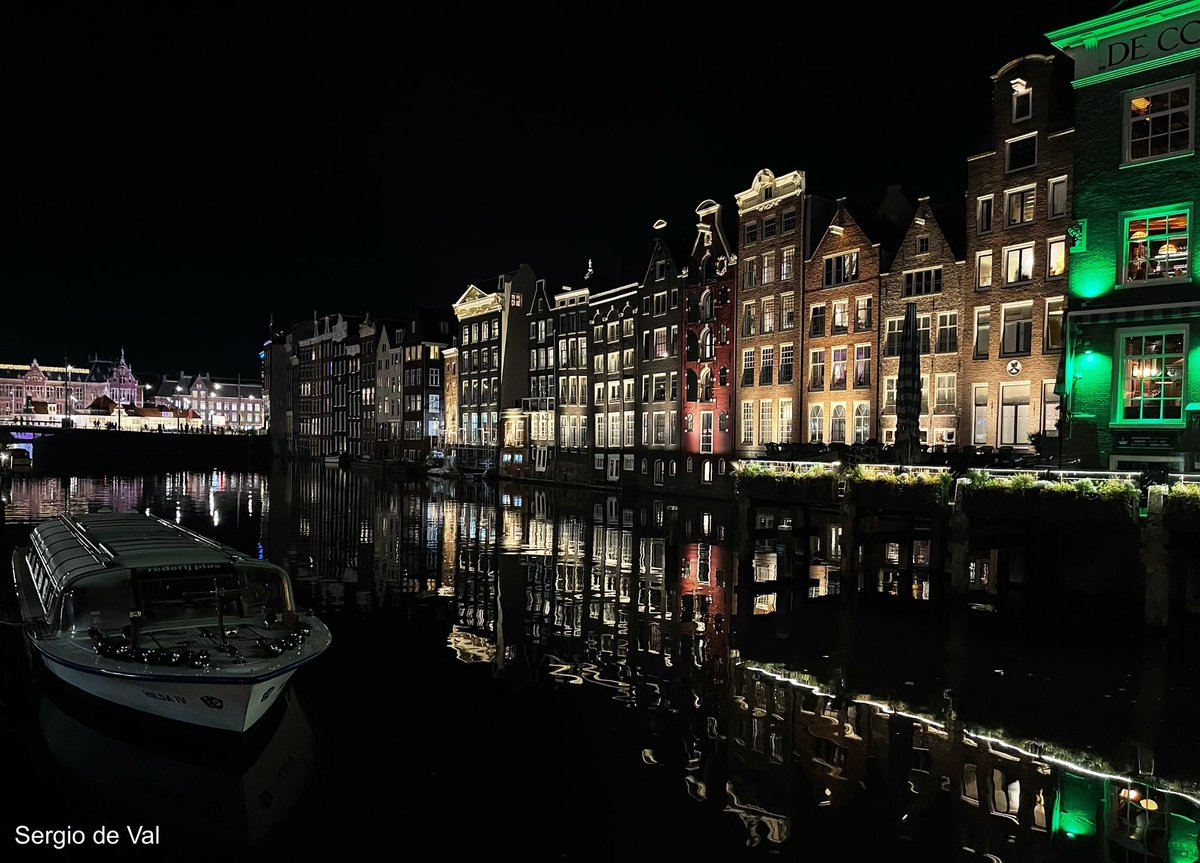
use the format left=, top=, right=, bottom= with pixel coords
left=683, top=199, right=737, bottom=494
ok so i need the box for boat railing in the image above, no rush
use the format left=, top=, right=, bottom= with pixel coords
left=56, top=516, right=115, bottom=565
left=152, top=516, right=230, bottom=552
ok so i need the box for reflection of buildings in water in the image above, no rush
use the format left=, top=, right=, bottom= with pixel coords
left=730, top=662, right=1200, bottom=859
left=39, top=687, right=314, bottom=848
left=454, top=486, right=498, bottom=656
left=439, top=492, right=458, bottom=595
left=3, top=472, right=266, bottom=531
left=270, top=462, right=372, bottom=610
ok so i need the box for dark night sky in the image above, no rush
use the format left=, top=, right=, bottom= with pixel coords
left=1, top=2, right=1118, bottom=377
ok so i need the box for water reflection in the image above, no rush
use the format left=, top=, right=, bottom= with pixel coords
left=39, top=686, right=314, bottom=847
left=3, top=467, right=1200, bottom=859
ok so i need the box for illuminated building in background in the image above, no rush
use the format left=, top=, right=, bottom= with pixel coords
left=588, top=282, right=640, bottom=486
left=1050, top=1, right=1200, bottom=471
left=451, top=265, right=536, bottom=472
left=399, top=311, right=452, bottom=463
left=550, top=283, right=592, bottom=484
left=0, top=353, right=143, bottom=421
left=635, top=229, right=685, bottom=491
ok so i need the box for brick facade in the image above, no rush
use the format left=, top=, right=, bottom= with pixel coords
left=961, top=55, right=1073, bottom=453
left=802, top=203, right=880, bottom=446
left=880, top=200, right=967, bottom=447
left=734, top=169, right=805, bottom=457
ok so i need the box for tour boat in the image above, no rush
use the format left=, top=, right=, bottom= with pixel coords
left=11, top=513, right=332, bottom=732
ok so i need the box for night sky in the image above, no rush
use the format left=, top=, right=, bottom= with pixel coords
left=2, top=2, right=1117, bottom=377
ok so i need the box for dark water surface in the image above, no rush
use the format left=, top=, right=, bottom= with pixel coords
left=2, top=467, right=1200, bottom=861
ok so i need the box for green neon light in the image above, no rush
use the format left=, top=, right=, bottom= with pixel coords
left=1119, top=150, right=1197, bottom=170
left=1073, top=46, right=1200, bottom=89
left=1048, top=1, right=1200, bottom=47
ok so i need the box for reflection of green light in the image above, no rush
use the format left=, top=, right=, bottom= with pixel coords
left=1170, top=812, right=1199, bottom=863
left=1054, top=772, right=1102, bottom=839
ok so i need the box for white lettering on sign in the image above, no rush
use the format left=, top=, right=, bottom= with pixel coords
left=1073, top=15, right=1200, bottom=80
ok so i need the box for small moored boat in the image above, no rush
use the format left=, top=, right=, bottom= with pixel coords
left=11, top=513, right=331, bottom=732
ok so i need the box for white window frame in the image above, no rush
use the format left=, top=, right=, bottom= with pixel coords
left=976, top=250, right=993, bottom=289
left=1000, top=301, right=1034, bottom=357
left=1005, top=184, right=1036, bottom=226
left=977, top=195, right=994, bottom=235
left=999, top=381, right=1032, bottom=446
left=1123, top=76, right=1195, bottom=167
left=1004, top=242, right=1035, bottom=286
left=1004, top=131, right=1038, bottom=173
left=1012, top=84, right=1033, bottom=122
left=972, top=384, right=989, bottom=446
left=1048, top=175, right=1068, bottom=219
left=1046, top=236, right=1067, bottom=280
left=1044, top=296, right=1064, bottom=353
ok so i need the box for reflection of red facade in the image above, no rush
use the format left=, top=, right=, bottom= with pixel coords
left=680, top=539, right=730, bottom=677
left=683, top=200, right=737, bottom=491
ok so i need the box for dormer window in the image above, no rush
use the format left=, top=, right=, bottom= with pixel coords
left=1011, top=79, right=1032, bottom=122
left=763, top=186, right=774, bottom=201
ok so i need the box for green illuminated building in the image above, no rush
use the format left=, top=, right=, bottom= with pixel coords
left=1050, top=1, right=1200, bottom=471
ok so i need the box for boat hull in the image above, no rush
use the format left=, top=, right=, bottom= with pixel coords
left=37, top=651, right=295, bottom=733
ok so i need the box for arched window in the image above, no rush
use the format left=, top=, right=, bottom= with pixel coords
left=718, top=458, right=726, bottom=475
left=700, top=327, right=714, bottom=361
left=687, top=456, right=694, bottom=472
left=809, top=405, right=824, bottom=442
left=686, top=412, right=694, bottom=433
left=654, top=459, right=664, bottom=485
left=699, top=368, right=714, bottom=402
left=854, top=404, right=870, bottom=443
left=686, top=330, right=699, bottom=362
left=719, top=367, right=729, bottom=387
left=669, top=460, right=677, bottom=476
left=700, top=289, right=713, bottom=321
left=641, top=458, right=648, bottom=474
left=719, top=324, right=729, bottom=345
left=831, top=405, right=846, bottom=444
left=702, top=460, right=713, bottom=483
left=686, top=369, right=698, bottom=402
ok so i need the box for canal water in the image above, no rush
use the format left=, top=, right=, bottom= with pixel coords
left=2, top=467, right=1200, bottom=861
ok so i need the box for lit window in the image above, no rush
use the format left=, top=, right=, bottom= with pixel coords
left=973, top=386, right=988, bottom=445
left=1125, top=79, right=1193, bottom=165
left=1000, top=383, right=1030, bottom=445
left=1006, top=187, right=1035, bottom=226
left=1045, top=298, right=1064, bottom=352
left=1005, top=245, right=1034, bottom=284
left=1001, top=304, right=1033, bottom=356
left=853, top=404, right=869, bottom=443
left=976, top=251, right=993, bottom=289
left=1119, top=328, right=1186, bottom=423
left=935, top=374, right=957, bottom=414
left=1047, top=238, right=1067, bottom=279
left=809, top=404, right=824, bottom=442
left=1124, top=209, right=1189, bottom=285
left=824, top=251, right=859, bottom=287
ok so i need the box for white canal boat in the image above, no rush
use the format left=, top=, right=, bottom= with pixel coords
left=11, top=513, right=331, bottom=732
